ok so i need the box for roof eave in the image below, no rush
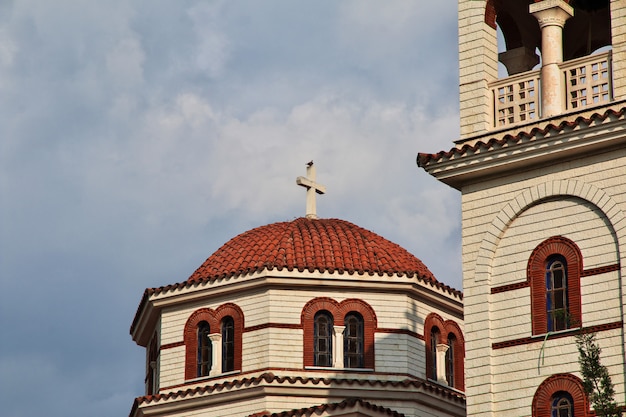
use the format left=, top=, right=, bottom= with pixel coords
left=418, top=107, right=626, bottom=190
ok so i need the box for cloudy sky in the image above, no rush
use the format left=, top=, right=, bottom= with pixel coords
left=0, top=1, right=464, bottom=416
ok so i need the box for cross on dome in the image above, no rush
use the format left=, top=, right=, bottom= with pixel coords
left=296, top=161, right=326, bottom=219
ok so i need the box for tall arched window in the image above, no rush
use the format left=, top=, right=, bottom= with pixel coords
left=302, top=297, right=377, bottom=370
left=197, top=321, right=212, bottom=377
left=446, top=333, right=456, bottom=387
left=430, top=327, right=440, bottom=380
left=546, top=255, right=569, bottom=331
left=552, top=392, right=574, bottom=417
left=221, top=316, right=235, bottom=372
left=146, top=332, right=158, bottom=395
left=529, top=237, right=582, bottom=335
left=184, top=304, right=244, bottom=380
left=344, top=313, right=364, bottom=368
left=314, top=311, right=333, bottom=367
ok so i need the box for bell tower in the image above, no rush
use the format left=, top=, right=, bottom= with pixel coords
left=458, top=0, right=620, bottom=138
left=419, top=1, right=626, bottom=416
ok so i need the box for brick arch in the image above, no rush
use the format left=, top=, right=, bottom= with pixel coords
left=424, top=312, right=446, bottom=344
left=301, top=297, right=342, bottom=368
left=443, top=320, right=465, bottom=391
left=532, top=373, right=589, bottom=417
left=301, top=297, right=376, bottom=369
left=183, top=304, right=244, bottom=380
left=474, top=179, right=624, bottom=285
left=528, top=236, right=583, bottom=335
left=339, top=298, right=377, bottom=369
left=184, top=308, right=218, bottom=380
left=214, top=303, right=244, bottom=372
left=424, top=313, right=465, bottom=390
left=485, top=0, right=497, bottom=29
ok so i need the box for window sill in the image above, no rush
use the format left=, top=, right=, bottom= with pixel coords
left=532, top=327, right=582, bottom=339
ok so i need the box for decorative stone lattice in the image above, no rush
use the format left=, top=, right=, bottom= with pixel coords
left=492, top=71, right=540, bottom=127
left=563, top=51, right=612, bottom=110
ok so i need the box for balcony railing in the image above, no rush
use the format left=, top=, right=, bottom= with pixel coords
left=489, top=50, right=613, bottom=128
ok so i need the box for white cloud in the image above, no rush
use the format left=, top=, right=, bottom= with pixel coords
left=187, top=1, right=230, bottom=78
left=106, top=36, right=145, bottom=89
left=0, top=2, right=463, bottom=416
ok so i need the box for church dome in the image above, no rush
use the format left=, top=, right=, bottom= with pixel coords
left=188, top=217, right=437, bottom=283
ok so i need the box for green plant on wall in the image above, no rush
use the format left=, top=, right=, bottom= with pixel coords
left=575, top=331, right=621, bottom=416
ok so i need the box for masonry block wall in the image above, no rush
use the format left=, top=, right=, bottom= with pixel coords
left=611, top=0, right=626, bottom=99
left=461, top=148, right=626, bottom=416
left=154, top=282, right=463, bottom=394
left=458, top=0, right=498, bottom=139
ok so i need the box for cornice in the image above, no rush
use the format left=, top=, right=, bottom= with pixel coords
left=129, top=372, right=466, bottom=417
left=130, top=270, right=463, bottom=346
left=418, top=107, right=626, bottom=190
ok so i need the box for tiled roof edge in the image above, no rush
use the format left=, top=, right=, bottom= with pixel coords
left=130, top=372, right=466, bottom=412
left=246, top=398, right=406, bottom=417
left=129, top=268, right=463, bottom=334
left=417, top=106, right=626, bottom=167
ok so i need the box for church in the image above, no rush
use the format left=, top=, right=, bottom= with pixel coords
left=129, top=1, right=626, bottom=416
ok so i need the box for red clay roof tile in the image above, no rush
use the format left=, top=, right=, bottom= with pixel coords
left=417, top=106, right=626, bottom=167
left=246, top=398, right=406, bottom=417
left=187, top=217, right=437, bottom=283
left=129, top=372, right=465, bottom=416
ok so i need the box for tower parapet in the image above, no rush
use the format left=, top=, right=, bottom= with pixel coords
left=459, top=0, right=624, bottom=139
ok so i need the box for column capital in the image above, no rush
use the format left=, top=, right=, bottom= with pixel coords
left=530, top=0, right=574, bottom=29
left=436, top=343, right=450, bottom=354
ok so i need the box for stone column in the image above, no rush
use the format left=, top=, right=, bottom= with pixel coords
left=209, top=333, right=222, bottom=376
left=436, top=343, right=449, bottom=385
left=530, top=0, right=574, bottom=118
left=333, top=325, right=345, bottom=368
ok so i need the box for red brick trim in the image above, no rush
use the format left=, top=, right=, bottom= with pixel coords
left=491, top=262, right=620, bottom=294
left=244, top=323, right=302, bottom=332
left=581, top=263, right=621, bottom=277
left=529, top=236, right=583, bottom=335
left=183, top=304, right=244, bottom=380
left=376, top=328, right=424, bottom=340
left=532, top=374, right=589, bottom=417
left=491, top=281, right=530, bottom=294
left=215, top=303, right=244, bottom=372
left=423, top=313, right=465, bottom=390
left=301, top=297, right=377, bottom=369
left=160, top=341, right=184, bottom=350
left=492, top=321, right=623, bottom=350
left=485, top=0, right=497, bottom=29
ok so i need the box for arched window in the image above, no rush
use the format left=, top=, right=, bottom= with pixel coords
left=302, top=297, right=377, bottom=370
left=146, top=332, right=158, bottom=395
left=532, top=374, right=588, bottom=417
left=197, top=321, right=212, bottom=377
left=314, top=311, right=333, bottom=367
left=221, top=316, right=235, bottom=372
left=446, top=333, right=456, bottom=387
left=430, top=327, right=440, bottom=380
left=546, top=255, right=569, bottom=331
left=183, top=304, right=244, bottom=380
left=344, top=313, right=364, bottom=368
left=424, top=313, right=465, bottom=390
left=529, top=237, right=582, bottom=335
left=552, top=392, right=574, bottom=417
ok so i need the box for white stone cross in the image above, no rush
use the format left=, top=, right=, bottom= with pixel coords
left=296, top=161, right=326, bottom=219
